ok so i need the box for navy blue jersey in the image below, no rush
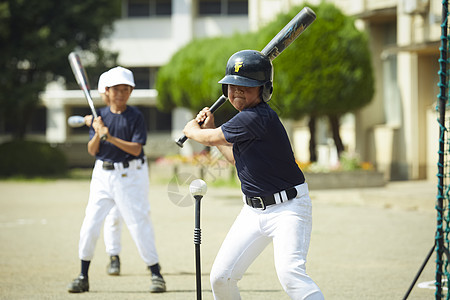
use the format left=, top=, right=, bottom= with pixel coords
left=221, top=102, right=305, bottom=197
left=89, top=106, right=146, bottom=163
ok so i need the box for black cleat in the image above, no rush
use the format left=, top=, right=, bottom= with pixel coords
left=67, top=274, right=89, bottom=293
left=107, top=255, right=120, bottom=276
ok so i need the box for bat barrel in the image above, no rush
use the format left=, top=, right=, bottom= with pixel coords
left=68, top=52, right=91, bottom=90
left=68, top=51, right=98, bottom=119
left=261, top=6, right=316, bottom=60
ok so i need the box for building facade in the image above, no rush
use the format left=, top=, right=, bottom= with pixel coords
left=35, top=0, right=441, bottom=179
left=339, top=0, right=440, bottom=180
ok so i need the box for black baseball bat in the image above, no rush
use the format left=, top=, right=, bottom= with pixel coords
left=175, top=6, right=316, bottom=147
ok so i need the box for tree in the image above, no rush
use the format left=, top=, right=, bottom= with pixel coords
left=156, top=3, right=374, bottom=160
left=156, top=32, right=258, bottom=124
left=0, top=0, right=121, bottom=139
left=265, top=3, right=374, bottom=159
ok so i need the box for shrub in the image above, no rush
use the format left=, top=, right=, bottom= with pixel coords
left=0, top=140, right=68, bottom=178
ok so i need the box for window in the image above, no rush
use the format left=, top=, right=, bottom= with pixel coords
left=127, top=0, right=172, bottom=17
left=129, top=67, right=159, bottom=89
left=0, top=106, right=47, bottom=135
left=128, top=0, right=149, bottom=17
left=227, top=0, right=247, bottom=15
left=137, top=106, right=172, bottom=133
left=28, top=107, right=47, bottom=134
left=131, top=68, right=151, bottom=89
left=155, top=0, right=171, bottom=15
left=198, top=0, right=247, bottom=15
left=199, top=0, right=221, bottom=15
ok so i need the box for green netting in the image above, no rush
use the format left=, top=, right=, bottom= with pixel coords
left=436, top=1, right=450, bottom=299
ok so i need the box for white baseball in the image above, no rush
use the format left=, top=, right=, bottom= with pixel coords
left=189, top=179, right=207, bottom=197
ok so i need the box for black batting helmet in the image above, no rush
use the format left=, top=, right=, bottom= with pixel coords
left=218, top=50, right=273, bottom=102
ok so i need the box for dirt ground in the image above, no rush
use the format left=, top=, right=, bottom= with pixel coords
left=0, top=178, right=441, bottom=299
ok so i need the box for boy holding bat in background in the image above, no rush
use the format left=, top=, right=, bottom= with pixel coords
left=183, top=50, right=324, bottom=299
left=68, top=66, right=166, bottom=294
left=84, top=70, right=124, bottom=277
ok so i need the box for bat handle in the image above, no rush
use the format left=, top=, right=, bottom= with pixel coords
left=90, top=111, right=108, bottom=141
left=175, top=135, right=188, bottom=147
left=175, top=95, right=227, bottom=148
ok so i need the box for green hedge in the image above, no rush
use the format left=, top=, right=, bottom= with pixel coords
left=0, top=140, right=68, bottom=178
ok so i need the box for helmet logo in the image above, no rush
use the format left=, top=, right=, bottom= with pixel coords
left=234, top=61, right=243, bottom=72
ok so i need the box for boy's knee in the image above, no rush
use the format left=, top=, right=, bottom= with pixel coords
left=276, top=267, right=323, bottom=299
left=210, top=271, right=228, bottom=289
left=210, top=267, right=240, bottom=292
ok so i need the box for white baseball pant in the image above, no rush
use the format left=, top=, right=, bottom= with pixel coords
left=210, top=183, right=324, bottom=300
left=78, top=159, right=159, bottom=266
left=103, top=206, right=122, bottom=256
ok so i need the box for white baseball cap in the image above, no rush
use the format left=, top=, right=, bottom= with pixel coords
left=106, top=66, right=135, bottom=88
left=97, top=71, right=109, bottom=93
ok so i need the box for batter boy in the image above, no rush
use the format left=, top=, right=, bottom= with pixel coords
left=84, top=70, right=123, bottom=276
left=183, top=50, right=324, bottom=299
